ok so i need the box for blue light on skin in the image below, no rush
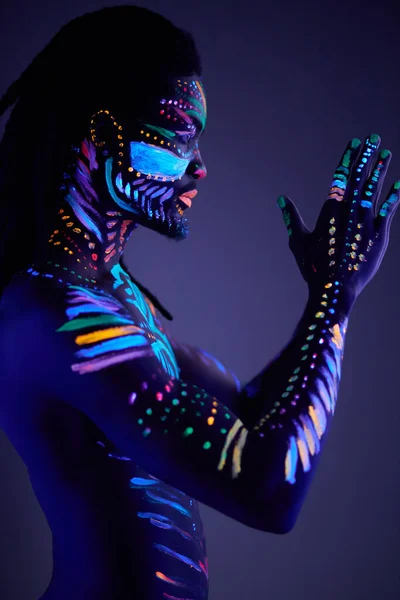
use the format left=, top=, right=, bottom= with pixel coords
left=129, top=477, right=158, bottom=488
left=145, top=489, right=191, bottom=517
left=285, top=436, right=298, bottom=484
left=152, top=543, right=203, bottom=574
left=76, top=333, right=148, bottom=358
left=130, top=141, right=190, bottom=180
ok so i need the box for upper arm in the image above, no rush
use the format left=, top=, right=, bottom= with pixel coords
left=25, top=281, right=284, bottom=533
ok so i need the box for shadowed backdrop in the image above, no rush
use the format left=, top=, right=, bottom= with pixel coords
left=0, top=0, right=399, bottom=598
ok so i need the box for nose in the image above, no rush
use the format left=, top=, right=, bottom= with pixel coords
left=187, top=149, right=207, bottom=180
left=193, top=166, right=207, bottom=180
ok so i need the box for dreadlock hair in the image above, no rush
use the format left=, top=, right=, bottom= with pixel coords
left=0, top=4, right=202, bottom=318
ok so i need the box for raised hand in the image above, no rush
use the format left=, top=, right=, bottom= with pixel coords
left=278, top=134, right=400, bottom=312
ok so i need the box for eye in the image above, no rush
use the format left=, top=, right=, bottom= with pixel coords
left=175, top=130, right=196, bottom=144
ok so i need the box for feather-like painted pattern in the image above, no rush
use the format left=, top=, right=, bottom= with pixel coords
left=57, top=276, right=179, bottom=378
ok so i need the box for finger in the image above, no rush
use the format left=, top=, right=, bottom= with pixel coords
left=347, top=134, right=381, bottom=202
left=358, top=149, right=392, bottom=215
left=277, top=195, right=309, bottom=241
left=327, top=137, right=362, bottom=202
left=375, top=180, right=400, bottom=235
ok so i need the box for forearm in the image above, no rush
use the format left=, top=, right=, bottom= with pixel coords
left=239, top=282, right=353, bottom=529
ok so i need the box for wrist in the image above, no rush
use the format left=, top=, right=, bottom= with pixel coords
left=307, top=281, right=355, bottom=325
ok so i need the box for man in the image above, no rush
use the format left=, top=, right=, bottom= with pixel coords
left=0, top=5, right=398, bottom=600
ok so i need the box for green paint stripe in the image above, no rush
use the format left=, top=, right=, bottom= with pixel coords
left=56, top=314, right=133, bottom=332
left=145, top=123, right=176, bottom=139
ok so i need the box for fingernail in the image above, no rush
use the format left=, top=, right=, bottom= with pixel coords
left=277, top=196, right=286, bottom=208
left=394, top=181, right=400, bottom=190
left=380, top=149, right=391, bottom=158
left=351, top=138, right=361, bottom=149
left=369, top=133, right=380, bottom=144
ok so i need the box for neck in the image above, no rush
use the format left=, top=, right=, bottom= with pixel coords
left=29, top=138, right=139, bottom=286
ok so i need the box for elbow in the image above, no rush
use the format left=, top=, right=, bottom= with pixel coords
left=259, top=513, right=296, bottom=535
left=272, top=515, right=296, bottom=534
left=239, top=498, right=296, bottom=534
left=256, top=502, right=298, bottom=535
left=258, top=485, right=304, bottom=534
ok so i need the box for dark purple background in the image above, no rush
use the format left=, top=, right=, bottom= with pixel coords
left=1, top=1, right=399, bottom=598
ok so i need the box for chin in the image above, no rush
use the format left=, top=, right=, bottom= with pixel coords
left=142, top=203, right=190, bottom=241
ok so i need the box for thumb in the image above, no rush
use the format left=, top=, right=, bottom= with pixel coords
left=277, top=195, right=308, bottom=239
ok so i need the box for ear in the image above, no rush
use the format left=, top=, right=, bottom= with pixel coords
left=90, top=108, right=126, bottom=168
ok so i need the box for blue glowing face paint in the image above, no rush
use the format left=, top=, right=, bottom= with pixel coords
left=130, top=141, right=190, bottom=181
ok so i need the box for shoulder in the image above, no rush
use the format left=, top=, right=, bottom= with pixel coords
left=0, top=273, right=62, bottom=337
left=2, top=270, right=80, bottom=309
left=0, top=272, right=128, bottom=370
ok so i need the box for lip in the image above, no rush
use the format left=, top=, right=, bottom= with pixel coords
left=178, top=189, right=198, bottom=208
left=181, top=189, right=198, bottom=199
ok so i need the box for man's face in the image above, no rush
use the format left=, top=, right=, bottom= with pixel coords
left=104, top=75, right=207, bottom=241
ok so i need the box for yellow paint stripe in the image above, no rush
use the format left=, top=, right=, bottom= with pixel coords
left=329, top=323, right=344, bottom=351
left=296, top=437, right=309, bottom=471
left=232, top=427, right=249, bottom=479
left=300, top=416, right=316, bottom=456
left=75, top=325, right=145, bottom=346
left=196, top=80, right=207, bottom=116
left=308, top=405, right=323, bottom=439
left=217, top=419, right=243, bottom=472
left=144, top=296, right=157, bottom=317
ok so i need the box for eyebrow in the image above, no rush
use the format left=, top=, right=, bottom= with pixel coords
left=173, top=106, right=204, bottom=134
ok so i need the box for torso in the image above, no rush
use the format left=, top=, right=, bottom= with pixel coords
left=0, top=269, right=209, bottom=600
